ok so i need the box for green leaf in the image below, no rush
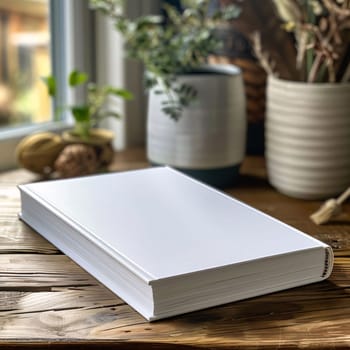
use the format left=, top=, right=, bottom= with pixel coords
left=144, top=75, right=157, bottom=89
left=106, top=87, right=133, bottom=100
left=87, top=82, right=98, bottom=92
left=162, top=105, right=182, bottom=120
left=41, top=75, right=56, bottom=96
left=220, top=5, right=241, bottom=21
left=74, top=121, right=90, bottom=139
left=71, top=106, right=90, bottom=122
left=98, top=111, right=121, bottom=120
left=69, top=70, right=88, bottom=86
left=135, top=15, right=163, bottom=29
left=90, top=0, right=241, bottom=120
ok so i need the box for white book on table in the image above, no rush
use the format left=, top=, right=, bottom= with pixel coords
left=18, top=167, right=333, bottom=321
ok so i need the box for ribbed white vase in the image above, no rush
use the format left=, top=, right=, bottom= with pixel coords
left=266, top=76, right=350, bottom=199
left=147, top=65, right=246, bottom=187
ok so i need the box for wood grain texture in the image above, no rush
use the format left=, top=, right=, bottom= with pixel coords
left=0, top=149, right=349, bottom=349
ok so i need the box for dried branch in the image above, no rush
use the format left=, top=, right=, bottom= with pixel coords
left=296, top=31, right=308, bottom=70
left=254, top=0, right=350, bottom=82
left=342, top=62, right=350, bottom=81
left=251, top=32, right=278, bottom=77
left=308, top=53, right=324, bottom=82
left=220, top=0, right=298, bottom=80
left=273, top=0, right=303, bottom=23
left=323, top=0, right=350, bottom=17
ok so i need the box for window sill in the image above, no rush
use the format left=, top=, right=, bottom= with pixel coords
left=0, top=121, right=73, bottom=171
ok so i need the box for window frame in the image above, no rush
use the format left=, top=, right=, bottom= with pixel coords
left=0, top=0, right=92, bottom=171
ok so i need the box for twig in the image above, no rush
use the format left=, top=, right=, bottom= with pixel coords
left=323, top=0, right=350, bottom=17
left=341, top=62, right=350, bottom=81
left=326, top=57, right=336, bottom=82
left=308, top=53, right=323, bottom=82
left=273, top=0, right=303, bottom=23
left=251, top=32, right=277, bottom=76
left=296, top=31, right=308, bottom=70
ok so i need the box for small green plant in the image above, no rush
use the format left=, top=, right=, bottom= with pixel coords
left=90, top=0, right=240, bottom=120
left=43, top=70, right=132, bottom=138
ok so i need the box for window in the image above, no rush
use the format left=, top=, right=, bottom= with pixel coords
left=0, top=0, right=92, bottom=170
left=0, top=0, right=51, bottom=129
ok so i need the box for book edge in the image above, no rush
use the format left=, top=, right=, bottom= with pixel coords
left=18, top=185, right=155, bottom=283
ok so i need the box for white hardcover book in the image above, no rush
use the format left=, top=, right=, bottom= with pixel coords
left=18, top=167, right=333, bottom=321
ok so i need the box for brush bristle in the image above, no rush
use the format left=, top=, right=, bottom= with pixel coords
left=310, top=199, right=341, bottom=225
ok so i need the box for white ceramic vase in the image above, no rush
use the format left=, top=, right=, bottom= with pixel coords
left=266, top=76, right=350, bottom=199
left=147, top=65, right=246, bottom=188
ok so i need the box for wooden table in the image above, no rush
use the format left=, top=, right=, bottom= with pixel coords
left=1, top=148, right=349, bottom=349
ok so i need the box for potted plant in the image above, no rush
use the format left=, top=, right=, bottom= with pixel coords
left=90, top=0, right=246, bottom=187
left=16, top=70, right=132, bottom=177
left=252, top=0, right=350, bottom=199
left=43, top=70, right=132, bottom=142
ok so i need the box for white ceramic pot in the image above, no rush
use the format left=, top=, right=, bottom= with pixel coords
left=147, top=65, right=246, bottom=187
left=266, top=76, right=350, bottom=199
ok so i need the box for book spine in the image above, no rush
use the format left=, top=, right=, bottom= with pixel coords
left=321, top=247, right=334, bottom=279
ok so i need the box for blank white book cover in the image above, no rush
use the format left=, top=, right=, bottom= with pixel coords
left=20, top=167, right=328, bottom=282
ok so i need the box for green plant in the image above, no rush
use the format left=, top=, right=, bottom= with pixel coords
left=43, top=70, right=132, bottom=138
left=90, top=0, right=240, bottom=120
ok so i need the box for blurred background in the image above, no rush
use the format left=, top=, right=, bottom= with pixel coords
left=0, top=0, right=51, bottom=128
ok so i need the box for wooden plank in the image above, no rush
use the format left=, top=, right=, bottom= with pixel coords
left=0, top=255, right=97, bottom=288
left=0, top=169, right=37, bottom=185
left=0, top=281, right=349, bottom=348
left=0, top=288, right=141, bottom=339
left=0, top=259, right=348, bottom=345
left=87, top=280, right=350, bottom=348
left=0, top=286, right=124, bottom=315
left=0, top=221, right=57, bottom=254
left=0, top=170, right=58, bottom=254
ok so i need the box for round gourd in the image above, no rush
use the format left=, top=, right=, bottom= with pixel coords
left=15, top=132, right=65, bottom=174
